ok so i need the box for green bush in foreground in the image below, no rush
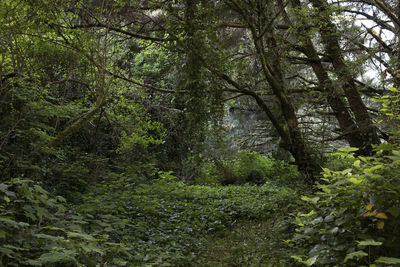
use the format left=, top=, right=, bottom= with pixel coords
left=289, top=147, right=400, bottom=266
left=0, top=178, right=130, bottom=267
left=289, top=86, right=400, bottom=266
left=82, top=171, right=299, bottom=266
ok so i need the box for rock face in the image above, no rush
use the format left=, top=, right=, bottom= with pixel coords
left=223, top=101, right=279, bottom=156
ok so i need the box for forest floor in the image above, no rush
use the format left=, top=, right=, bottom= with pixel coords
left=195, top=213, right=296, bottom=266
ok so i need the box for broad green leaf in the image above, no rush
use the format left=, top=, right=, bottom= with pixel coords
left=56, top=196, right=66, bottom=202
left=348, top=177, right=362, bottom=185
left=305, top=256, right=317, bottom=266
left=375, top=257, right=400, bottom=264
left=385, top=155, right=400, bottom=161
left=366, top=204, right=373, bottom=211
left=67, top=231, right=95, bottom=241
left=357, top=240, right=382, bottom=246
left=295, top=217, right=304, bottom=226
left=291, top=255, right=304, bottom=263
left=33, top=233, right=64, bottom=241
left=301, top=196, right=319, bottom=204
left=353, top=160, right=361, bottom=168
left=344, top=251, right=368, bottom=262
left=36, top=251, right=76, bottom=264
left=43, top=226, right=66, bottom=232
left=322, top=168, right=331, bottom=177
left=299, top=210, right=316, bottom=217
left=393, top=150, right=400, bottom=156
left=0, top=247, right=14, bottom=257
left=363, top=165, right=383, bottom=175
left=339, top=147, right=359, bottom=153
left=80, top=244, right=104, bottom=255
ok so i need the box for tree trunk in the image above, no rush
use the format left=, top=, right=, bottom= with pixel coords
left=221, top=0, right=322, bottom=185
left=249, top=25, right=321, bottom=185
left=288, top=0, right=364, bottom=149
left=311, top=0, right=380, bottom=154
left=297, top=37, right=364, bottom=148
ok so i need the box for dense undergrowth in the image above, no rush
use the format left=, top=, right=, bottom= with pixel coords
left=0, top=171, right=300, bottom=266
left=288, top=87, right=400, bottom=266
left=3, top=144, right=400, bottom=266
left=290, top=147, right=400, bottom=266
left=2, top=1, right=400, bottom=266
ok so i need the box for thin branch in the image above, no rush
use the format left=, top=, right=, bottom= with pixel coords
left=70, top=23, right=171, bottom=42
left=106, top=70, right=178, bottom=94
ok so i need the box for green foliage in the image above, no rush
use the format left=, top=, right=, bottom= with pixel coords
left=0, top=178, right=130, bottom=266
left=197, top=217, right=297, bottom=267
left=289, top=87, right=400, bottom=266
left=2, top=174, right=298, bottom=266
left=79, top=171, right=299, bottom=266
left=196, top=150, right=302, bottom=187
left=374, top=86, right=400, bottom=121
left=323, top=153, right=354, bottom=171
left=4, top=1, right=400, bottom=266
left=289, top=148, right=400, bottom=266
left=0, top=0, right=166, bottom=198
left=128, top=43, right=180, bottom=89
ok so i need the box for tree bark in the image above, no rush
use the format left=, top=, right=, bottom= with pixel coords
left=303, top=40, right=364, bottom=148
left=289, top=0, right=364, bottom=149
left=310, top=0, right=380, bottom=154
left=224, top=0, right=321, bottom=185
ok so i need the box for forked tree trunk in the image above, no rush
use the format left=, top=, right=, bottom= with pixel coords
left=289, top=0, right=364, bottom=149
left=310, top=0, right=380, bottom=154
left=250, top=24, right=321, bottom=184
left=221, top=0, right=322, bottom=185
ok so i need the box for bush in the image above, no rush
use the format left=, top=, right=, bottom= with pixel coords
left=0, top=178, right=131, bottom=266
left=323, top=153, right=354, bottom=171
left=0, top=164, right=300, bottom=266
left=289, top=147, right=400, bottom=266
left=207, top=150, right=302, bottom=186
left=288, top=86, right=400, bottom=266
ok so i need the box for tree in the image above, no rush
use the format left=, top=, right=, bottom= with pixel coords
left=205, top=0, right=323, bottom=184
left=0, top=0, right=165, bottom=190
left=310, top=0, right=381, bottom=153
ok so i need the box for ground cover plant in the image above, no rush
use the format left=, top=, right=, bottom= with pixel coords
left=1, top=171, right=300, bottom=266
left=195, top=217, right=297, bottom=266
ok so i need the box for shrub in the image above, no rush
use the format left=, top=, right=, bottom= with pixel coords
left=213, top=150, right=301, bottom=186
left=289, top=147, right=400, bottom=266
left=289, top=86, right=400, bottom=266
left=0, top=178, right=130, bottom=266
